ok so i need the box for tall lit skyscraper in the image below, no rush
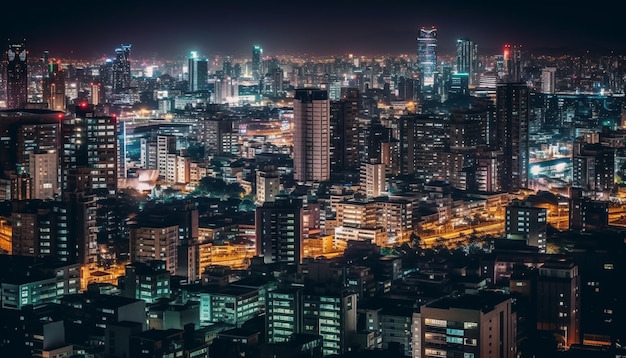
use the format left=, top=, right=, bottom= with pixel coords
left=456, top=38, right=478, bottom=86
left=252, top=45, right=263, bottom=81
left=6, top=41, right=28, bottom=109
left=112, top=44, right=131, bottom=92
left=496, top=82, right=529, bottom=192
left=417, top=27, right=437, bottom=93
left=541, top=67, right=556, bottom=94
left=188, top=51, right=208, bottom=92
left=503, top=44, right=523, bottom=82
left=43, top=61, right=66, bottom=111
left=293, top=88, right=330, bottom=183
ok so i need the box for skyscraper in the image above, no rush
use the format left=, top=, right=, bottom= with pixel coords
left=456, top=38, right=478, bottom=86
left=252, top=45, right=262, bottom=81
left=293, top=88, right=330, bottom=183
left=417, top=27, right=437, bottom=94
left=496, top=82, right=529, bottom=192
left=541, top=67, right=556, bottom=94
left=112, top=44, right=131, bottom=92
left=188, top=51, right=208, bottom=92
left=43, top=61, right=66, bottom=111
left=6, top=41, right=28, bottom=109
left=330, top=87, right=360, bottom=173
left=503, top=44, right=523, bottom=82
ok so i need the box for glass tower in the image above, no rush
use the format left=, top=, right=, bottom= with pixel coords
left=456, top=38, right=478, bottom=86
left=188, top=51, right=208, bottom=92
left=417, top=27, right=437, bottom=93
left=252, top=45, right=262, bottom=81
left=6, top=41, right=28, bottom=109
left=112, top=44, right=131, bottom=92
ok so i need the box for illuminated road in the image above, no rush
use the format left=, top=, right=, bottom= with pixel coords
left=421, top=221, right=505, bottom=247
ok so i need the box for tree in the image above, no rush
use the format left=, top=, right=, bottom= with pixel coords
left=192, top=176, right=245, bottom=199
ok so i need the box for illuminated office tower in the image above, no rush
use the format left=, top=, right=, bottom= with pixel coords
left=417, top=27, right=437, bottom=94
left=188, top=51, right=208, bottom=92
left=504, top=44, right=523, bottom=82
left=456, top=39, right=478, bottom=86
left=541, top=67, right=557, bottom=94
left=90, top=82, right=103, bottom=105
left=456, top=38, right=478, bottom=86
left=495, top=82, right=529, bottom=192
left=293, top=88, right=330, bottom=183
left=252, top=45, right=263, bottom=81
left=6, top=41, right=28, bottom=109
left=112, top=44, right=131, bottom=92
left=43, top=61, right=66, bottom=111
left=255, top=195, right=304, bottom=266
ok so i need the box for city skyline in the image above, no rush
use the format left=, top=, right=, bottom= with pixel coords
left=3, top=1, right=626, bottom=59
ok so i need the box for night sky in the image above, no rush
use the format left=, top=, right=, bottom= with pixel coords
left=2, top=0, right=625, bottom=60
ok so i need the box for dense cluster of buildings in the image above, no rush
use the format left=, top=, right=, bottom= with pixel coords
left=0, top=27, right=625, bottom=357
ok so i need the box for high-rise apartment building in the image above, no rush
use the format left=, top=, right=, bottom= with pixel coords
left=303, top=290, right=357, bottom=356
left=157, top=134, right=177, bottom=181
left=6, top=41, right=28, bottom=109
left=188, top=51, right=208, bottom=92
left=11, top=200, right=57, bottom=257
left=420, top=291, right=516, bottom=358
left=398, top=114, right=449, bottom=180
left=572, top=140, right=615, bottom=198
left=202, top=116, right=240, bottom=158
left=505, top=199, right=547, bottom=253
left=255, top=195, right=304, bottom=266
left=266, top=287, right=303, bottom=343
left=537, top=258, right=580, bottom=348
left=255, top=165, right=280, bottom=206
left=360, top=161, right=385, bottom=198
left=417, top=27, right=437, bottom=94
left=29, top=151, right=58, bottom=200
left=496, top=82, right=529, bottom=192
left=129, top=219, right=179, bottom=275
left=62, top=103, right=118, bottom=197
left=293, top=88, right=330, bottom=183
